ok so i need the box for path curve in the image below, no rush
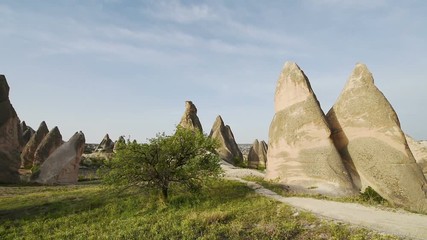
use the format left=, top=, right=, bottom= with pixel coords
left=221, top=161, right=427, bottom=240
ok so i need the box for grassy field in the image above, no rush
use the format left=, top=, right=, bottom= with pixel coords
left=0, top=180, right=398, bottom=240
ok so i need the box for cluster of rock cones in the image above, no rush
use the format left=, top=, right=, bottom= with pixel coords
left=0, top=75, right=85, bottom=184
left=267, top=62, right=427, bottom=212
left=178, top=101, right=246, bottom=166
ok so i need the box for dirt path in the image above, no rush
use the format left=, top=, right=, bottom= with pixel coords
left=221, top=161, right=427, bottom=240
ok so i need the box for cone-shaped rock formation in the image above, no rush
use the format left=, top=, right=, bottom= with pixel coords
left=266, top=62, right=355, bottom=196
left=178, top=101, right=203, bottom=132
left=34, top=131, right=85, bottom=184
left=0, top=75, right=22, bottom=183
left=33, top=126, right=63, bottom=167
left=209, top=115, right=243, bottom=165
left=326, top=63, right=427, bottom=210
left=21, top=121, right=49, bottom=169
left=248, top=139, right=268, bottom=169
left=21, top=121, right=35, bottom=147
left=95, top=134, right=114, bottom=153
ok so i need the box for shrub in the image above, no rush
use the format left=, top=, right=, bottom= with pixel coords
left=360, top=186, right=387, bottom=204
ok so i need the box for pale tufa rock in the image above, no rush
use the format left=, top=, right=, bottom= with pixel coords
left=266, top=62, right=356, bottom=197
left=178, top=101, right=203, bottom=133
left=34, top=131, right=85, bottom=184
left=248, top=139, right=268, bottom=169
left=326, top=63, right=427, bottom=211
left=209, top=115, right=243, bottom=165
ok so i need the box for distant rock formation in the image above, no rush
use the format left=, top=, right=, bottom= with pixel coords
left=406, top=135, right=427, bottom=178
left=266, top=62, right=355, bottom=197
left=209, top=115, right=243, bottom=165
left=33, top=126, right=63, bottom=167
left=178, top=101, right=203, bottom=132
left=95, top=134, right=114, bottom=153
left=326, top=63, right=427, bottom=210
left=20, top=121, right=49, bottom=169
left=248, top=139, right=268, bottom=169
left=33, top=131, right=85, bottom=184
left=0, top=75, right=22, bottom=183
left=20, top=121, right=35, bottom=147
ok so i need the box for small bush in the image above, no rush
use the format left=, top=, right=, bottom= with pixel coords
left=360, top=186, right=387, bottom=204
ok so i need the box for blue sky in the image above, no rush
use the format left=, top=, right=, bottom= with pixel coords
left=1, top=0, right=426, bottom=143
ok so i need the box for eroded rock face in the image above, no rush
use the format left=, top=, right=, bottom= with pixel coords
left=326, top=63, right=427, bottom=210
left=209, top=115, right=243, bottom=165
left=266, top=62, right=355, bottom=197
left=178, top=101, right=203, bottom=132
left=0, top=75, right=22, bottom=183
left=34, top=131, right=85, bottom=184
left=95, top=134, right=114, bottom=153
left=33, top=126, right=63, bottom=167
left=20, top=121, right=49, bottom=169
left=21, top=123, right=35, bottom=147
left=406, top=135, right=427, bottom=178
left=248, top=139, right=268, bottom=169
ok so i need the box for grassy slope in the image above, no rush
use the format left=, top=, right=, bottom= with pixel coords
left=0, top=180, right=398, bottom=240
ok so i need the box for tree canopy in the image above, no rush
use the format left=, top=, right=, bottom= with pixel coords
left=102, top=127, right=222, bottom=201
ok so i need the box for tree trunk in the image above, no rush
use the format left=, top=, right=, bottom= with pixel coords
left=161, top=185, right=168, bottom=202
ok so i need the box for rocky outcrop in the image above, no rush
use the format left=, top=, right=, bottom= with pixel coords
left=21, top=121, right=35, bottom=147
left=248, top=139, right=268, bottom=169
left=0, top=75, right=22, bottom=183
left=20, top=121, right=49, bottom=169
left=326, top=63, right=427, bottom=210
left=266, top=62, right=355, bottom=197
left=95, top=134, right=114, bottom=153
left=33, top=126, right=63, bottom=167
left=178, top=101, right=203, bottom=132
left=209, top=115, right=243, bottom=165
left=34, top=131, right=85, bottom=184
left=406, top=135, right=427, bottom=178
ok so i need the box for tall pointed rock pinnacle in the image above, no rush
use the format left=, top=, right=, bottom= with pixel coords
left=178, top=101, right=203, bottom=132
left=209, top=115, right=243, bottom=165
left=95, top=134, right=114, bottom=153
left=21, top=121, right=49, bottom=169
left=266, top=61, right=355, bottom=196
left=326, top=63, right=427, bottom=211
left=248, top=139, right=268, bottom=169
left=33, top=126, right=63, bottom=167
left=34, top=131, right=85, bottom=184
left=0, top=75, right=22, bottom=183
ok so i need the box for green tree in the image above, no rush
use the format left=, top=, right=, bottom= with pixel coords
left=102, top=127, right=222, bottom=202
